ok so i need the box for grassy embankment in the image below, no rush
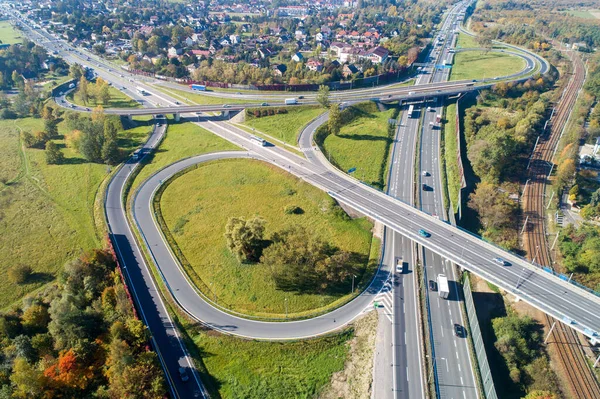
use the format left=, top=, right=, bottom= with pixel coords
left=0, top=20, right=21, bottom=44
left=450, top=51, right=526, bottom=82
left=317, top=102, right=398, bottom=190
left=0, top=115, right=150, bottom=308
left=442, top=102, right=462, bottom=213
left=151, top=85, right=249, bottom=105
left=158, top=158, right=378, bottom=318
left=67, top=85, right=140, bottom=108
left=242, top=105, right=326, bottom=146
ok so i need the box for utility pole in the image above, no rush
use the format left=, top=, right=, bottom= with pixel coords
left=520, top=215, right=529, bottom=235
left=532, top=245, right=541, bottom=264
left=546, top=191, right=555, bottom=209
left=544, top=321, right=556, bottom=344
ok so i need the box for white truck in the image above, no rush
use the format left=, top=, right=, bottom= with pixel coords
left=437, top=274, right=450, bottom=299
left=284, top=98, right=298, bottom=105
left=68, top=83, right=75, bottom=89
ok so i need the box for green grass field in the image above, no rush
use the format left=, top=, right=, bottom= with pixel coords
left=127, top=120, right=239, bottom=197
left=152, top=85, right=249, bottom=105
left=243, top=106, right=326, bottom=146
left=0, top=116, right=149, bottom=308
left=0, top=21, right=21, bottom=44
left=443, top=103, right=461, bottom=213
left=564, top=9, right=599, bottom=19
left=191, top=326, right=351, bottom=398
left=450, top=51, right=525, bottom=81
left=67, top=85, right=140, bottom=108
left=322, top=104, right=396, bottom=189
left=456, top=33, right=479, bottom=49
left=159, top=159, right=376, bottom=318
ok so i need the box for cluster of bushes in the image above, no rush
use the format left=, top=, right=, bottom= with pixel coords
left=558, top=224, right=600, bottom=290
left=247, top=107, right=288, bottom=119
left=224, top=214, right=359, bottom=293
left=491, top=312, right=561, bottom=397
left=20, top=105, right=66, bottom=165
left=0, top=249, right=166, bottom=398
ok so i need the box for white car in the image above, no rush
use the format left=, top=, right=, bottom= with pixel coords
left=396, top=257, right=405, bottom=273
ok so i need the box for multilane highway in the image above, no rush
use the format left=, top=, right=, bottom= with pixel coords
left=10, top=6, right=600, bottom=398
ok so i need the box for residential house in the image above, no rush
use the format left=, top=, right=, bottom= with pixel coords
left=292, top=52, right=304, bottom=62
left=363, top=46, right=389, bottom=64
left=316, top=32, right=325, bottom=42
left=343, top=63, right=359, bottom=78
left=168, top=46, right=183, bottom=58
left=229, top=34, right=241, bottom=45
left=307, top=59, right=323, bottom=72
left=272, top=64, right=287, bottom=76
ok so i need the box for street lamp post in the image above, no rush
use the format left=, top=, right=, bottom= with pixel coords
left=515, top=268, right=526, bottom=290
left=284, top=298, right=288, bottom=319
left=352, top=275, right=357, bottom=293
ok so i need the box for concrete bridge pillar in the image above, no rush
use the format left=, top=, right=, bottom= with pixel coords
left=127, top=115, right=133, bottom=121
left=222, top=110, right=230, bottom=118
left=174, top=113, right=180, bottom=122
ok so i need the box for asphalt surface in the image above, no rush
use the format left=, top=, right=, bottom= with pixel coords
left=104, top=122, right=207, bottom=399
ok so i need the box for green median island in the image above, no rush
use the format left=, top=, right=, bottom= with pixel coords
left=449, top=51, right=526, bottom=82
left=157, top=158, right=379, bottom=319
left=317, top=102, right=399, bottom=190
left=242, top=105, right=326, bottom=146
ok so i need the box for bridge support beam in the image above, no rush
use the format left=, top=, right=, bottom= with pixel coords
left=127, top=114, right=133, bottom=121
left=222, top=110, right=230, bottom=118
left=173, top=113, right=180, bottom=122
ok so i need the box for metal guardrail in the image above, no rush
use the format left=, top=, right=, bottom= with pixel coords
left=463, top=274, right=498, bottom=399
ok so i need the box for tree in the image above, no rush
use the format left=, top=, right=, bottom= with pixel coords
left=79, top=76, right=89, bottom=105
left=21, top=130, right=38, bottom=148
left=10, top=357, right=46, bottom=399
left=224, top=216, right=265, bottom=262
left=45, top=141, right=65, bottom=165
left=98, top=84, right=111, bottom=105
left=69, top=64, right=84, bottom=80
left=44, top=348, right=93, bottom=391
left=22, top=304, right=50, bottom=333
left=8, top=264, right=32, bottom=284
left=316, top=85, right=330, bottom=108
left=262, top=226, right=353, bottom=292
left=101, top=119, right=120, bottom=164
left=328, top=103, right=341, bottom=136
left=13, top=335, right=37, bottom=363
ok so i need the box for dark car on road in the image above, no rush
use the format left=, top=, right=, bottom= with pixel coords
left=429, top=280, right=437, bottom=291
left=454, top=323, right=464, bottom=338
left=178, top=367, right=189, bottom=382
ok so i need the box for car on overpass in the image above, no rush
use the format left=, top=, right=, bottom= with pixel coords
left=493, top=257, right=511, bottom=266
left=418, top=229, right=431, bottom=238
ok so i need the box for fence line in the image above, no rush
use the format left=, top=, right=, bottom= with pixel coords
left=463, top=274, right=498, bottom=399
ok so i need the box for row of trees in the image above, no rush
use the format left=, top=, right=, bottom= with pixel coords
left=224, top=216, right=357, bottom=293
left=0, top=249, right=166, bottom=398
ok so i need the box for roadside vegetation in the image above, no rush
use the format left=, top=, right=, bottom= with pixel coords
left=152, top=85, right=248, bottom=105
left=450, top=51, right=525, bottom=82
left=158, top=158, right=377, bottom=318
left=316, top=102, right=399, bottom=190
left=442, top=102, right=461, bottom=213
left=0, top=249, right=167, bottom=398
left=460, top=76, right=555, bottom=250
left=0, top=21, right=20, bottom=44
left=66, top=77, right=140, bottom=109
left=471, top=275, right=561, bottom=399
left=242, top=105, right=325, bottom=146
left=126, top=119, right=239, bottom=197
left=0, top=105, right=151, bottom=308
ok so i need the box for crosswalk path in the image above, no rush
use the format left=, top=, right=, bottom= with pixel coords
left=373, top=278, right=394, bottom=322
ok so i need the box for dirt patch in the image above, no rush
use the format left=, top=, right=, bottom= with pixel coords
left=319, top=310, right=378, bottom=399
left=589, top=10, right=600, bottom=19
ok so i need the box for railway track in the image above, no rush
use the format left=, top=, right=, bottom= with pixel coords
left=522, top=50, right=600, bottom=399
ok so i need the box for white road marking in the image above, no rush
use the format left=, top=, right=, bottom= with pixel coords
left=441, top=325, right=444, bottom=337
